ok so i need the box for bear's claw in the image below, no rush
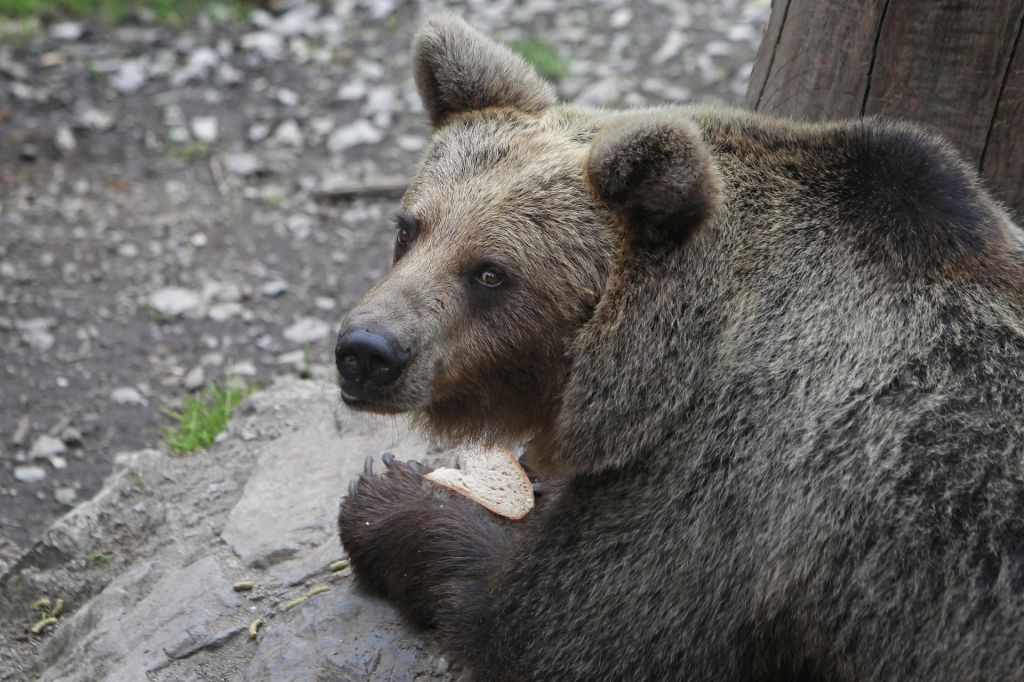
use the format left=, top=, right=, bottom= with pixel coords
left=381, top=452, right=396, bottom=467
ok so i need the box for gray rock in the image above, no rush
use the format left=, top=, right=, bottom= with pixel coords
left=55, top=125, right=77, bottom=154
left=183, top=366, right=206, bottom=391
left=273, top=119, right=304, bottom=147
left=14, top=465, right=47, bottom=483
left=6, top=379, right=448, bottom=681
left=150, top=287, right=203, bottom=318
left=282, top=317, right=330, bottom=345
left=226, top=360, right=257, bottom=377
left=336, top=80, right=367, bottom=102
left=110, top=386, right=147, bottom=406
left=276, top=87, right=300, bottom=107
left=271, top=4, right=321, bottom=37
left=208, top=302, right=244, bottom=321
left=111, top=59, right=149, bottom=94
left=59, top=426, right=83, bottom=446
left=609, top=7, right=632, bottom=28
left=363, top=0, right=398, bottom=21
left=364, top=86, right=397, bottom=127
left=75, top=106, right=116, bottom=131
left=173, top=46, right=219, bottom=85
left=326, top=120, right=383, bottom=153
left=248, top=122, right=272, bottom=142
left=240, top=31, right=284, bottom=60
left=245, top=582, right=452, bottom=681
left=163, top=622, right=244, bottom=661
left=16, top=317, right=55, bottom=352
left=29, top=435, right=67, bottom=459
left=54, top=487, right=78, bottom=505
left=261, top=279, right=289, bottom=297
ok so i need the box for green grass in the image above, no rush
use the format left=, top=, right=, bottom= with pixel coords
left=0, top=0, right=251, bottom=26
left=507, top=39, right=569, bottom=82
left=163, top=382, right=254, bottom=455
left=84, top=551, right=110, bottom=567
left=167, top=140, right=214, bottom=162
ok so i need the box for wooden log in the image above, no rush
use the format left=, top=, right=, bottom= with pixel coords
left=747, top=0, right=1024, bottom=220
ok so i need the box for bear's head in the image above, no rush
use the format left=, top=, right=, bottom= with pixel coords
left=335, top=15, right=718, bottom=460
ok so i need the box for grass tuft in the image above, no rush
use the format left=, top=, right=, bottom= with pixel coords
left=84, top=551, right=110, bottom=567
left=163, top=382, right=254, bottom=455
left=507, top=39, right=569, bottom=82
left=167, top=140, right=214, bottom=162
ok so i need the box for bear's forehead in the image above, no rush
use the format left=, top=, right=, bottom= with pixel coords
left=421, top=109, right=590, bottom=179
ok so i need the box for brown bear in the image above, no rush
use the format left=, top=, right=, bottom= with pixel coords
left=338, top=14, right=1024, bottom=682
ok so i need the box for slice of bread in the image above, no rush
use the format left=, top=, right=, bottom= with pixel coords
left=424, top=445, right=534, bottom=520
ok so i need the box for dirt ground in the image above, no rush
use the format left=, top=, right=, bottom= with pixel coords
left=0, top=0, right=767, bottom=564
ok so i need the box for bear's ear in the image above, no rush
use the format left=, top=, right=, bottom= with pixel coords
left=413, top=14, right=557, bottom=128
left=585, top=113, right=720, bottom=247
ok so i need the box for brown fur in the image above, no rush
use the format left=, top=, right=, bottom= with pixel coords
left=340, top=14, right=1024, bottom=682
left=337, top=17, right=615, bottom=468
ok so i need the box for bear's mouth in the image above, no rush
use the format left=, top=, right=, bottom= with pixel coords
left=338, top=383, right=409, bottom=415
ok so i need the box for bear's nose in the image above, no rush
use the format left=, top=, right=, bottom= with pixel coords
left=335, top=328, right=411, bottom=391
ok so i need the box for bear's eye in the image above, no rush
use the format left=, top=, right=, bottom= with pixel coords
left=392, top=212, right=420, bottom=263
left=475, top=267, right=506, bottom=288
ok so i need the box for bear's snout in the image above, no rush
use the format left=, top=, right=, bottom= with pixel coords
left=335, top=327, right=411, bottom=403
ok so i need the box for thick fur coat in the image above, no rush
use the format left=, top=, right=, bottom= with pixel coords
left=339, top=15, right=1024, bottom=681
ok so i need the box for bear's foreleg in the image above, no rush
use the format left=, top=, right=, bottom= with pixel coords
left=338, top=454, right=514, bottom=630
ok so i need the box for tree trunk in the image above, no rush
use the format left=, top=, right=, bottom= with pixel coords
left=746, top=0, right=1024, bottom=221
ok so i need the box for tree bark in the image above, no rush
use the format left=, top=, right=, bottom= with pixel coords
left=747, top=0, right=1024, bottom=221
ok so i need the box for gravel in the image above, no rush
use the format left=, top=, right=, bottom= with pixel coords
left=0, top=0, right=767, bottom=562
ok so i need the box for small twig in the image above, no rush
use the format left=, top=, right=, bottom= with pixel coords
left=312, top=179, right=409, bottom=202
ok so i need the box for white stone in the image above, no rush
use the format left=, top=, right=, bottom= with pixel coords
left=273, top=119, right=304, bottom=147
left=76, top=107, right=115, bottom=131
left=208, top=302, right=244, bottom=322
left=190, top=116, right=219, bottom=143
left=173, top=46, right=219, bottom=85
left=183, top=366, right=206, bottom=391
left=50, top=21, right=84, bottom=41
left=248, top=122, right=271, bottom=142
left=240, top=31, right=284, bottom=60
left=111, top=59, right=149, bottom=94
left=16, top=318, right=54, bottom=352
left=49, top=455, right=68, bottom=470
left=55, top=486, right=78, bottom=505
left=336, top=81, right=367, bottom=101
left=150, top=287, right=202, bottom=317
left=55, top=125, right=77, bottom=154
left=609, top=7, right=632, bottom=28
left=275, top=88, right=300, bottom=107
left=227, top=360, right=258, bottom=377
left=30, top=435, right=66, bottom=459
left=283, top=317, right=331, bottom=345
left=326, top=120, right=382, bottom=154
left=271, top=4, right=320, bottom=36
left=653, top=30, right=687, bottom=64
left=14, top=465, right=46, bottom=483
left=261, top=280, right=288, bottom=297
left=111, top=387, right=148, bottom=406
left=224, top=153, right=263, bottom=177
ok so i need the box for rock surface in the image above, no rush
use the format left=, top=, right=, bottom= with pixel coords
left=0, top=375, right=457, bottom=681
